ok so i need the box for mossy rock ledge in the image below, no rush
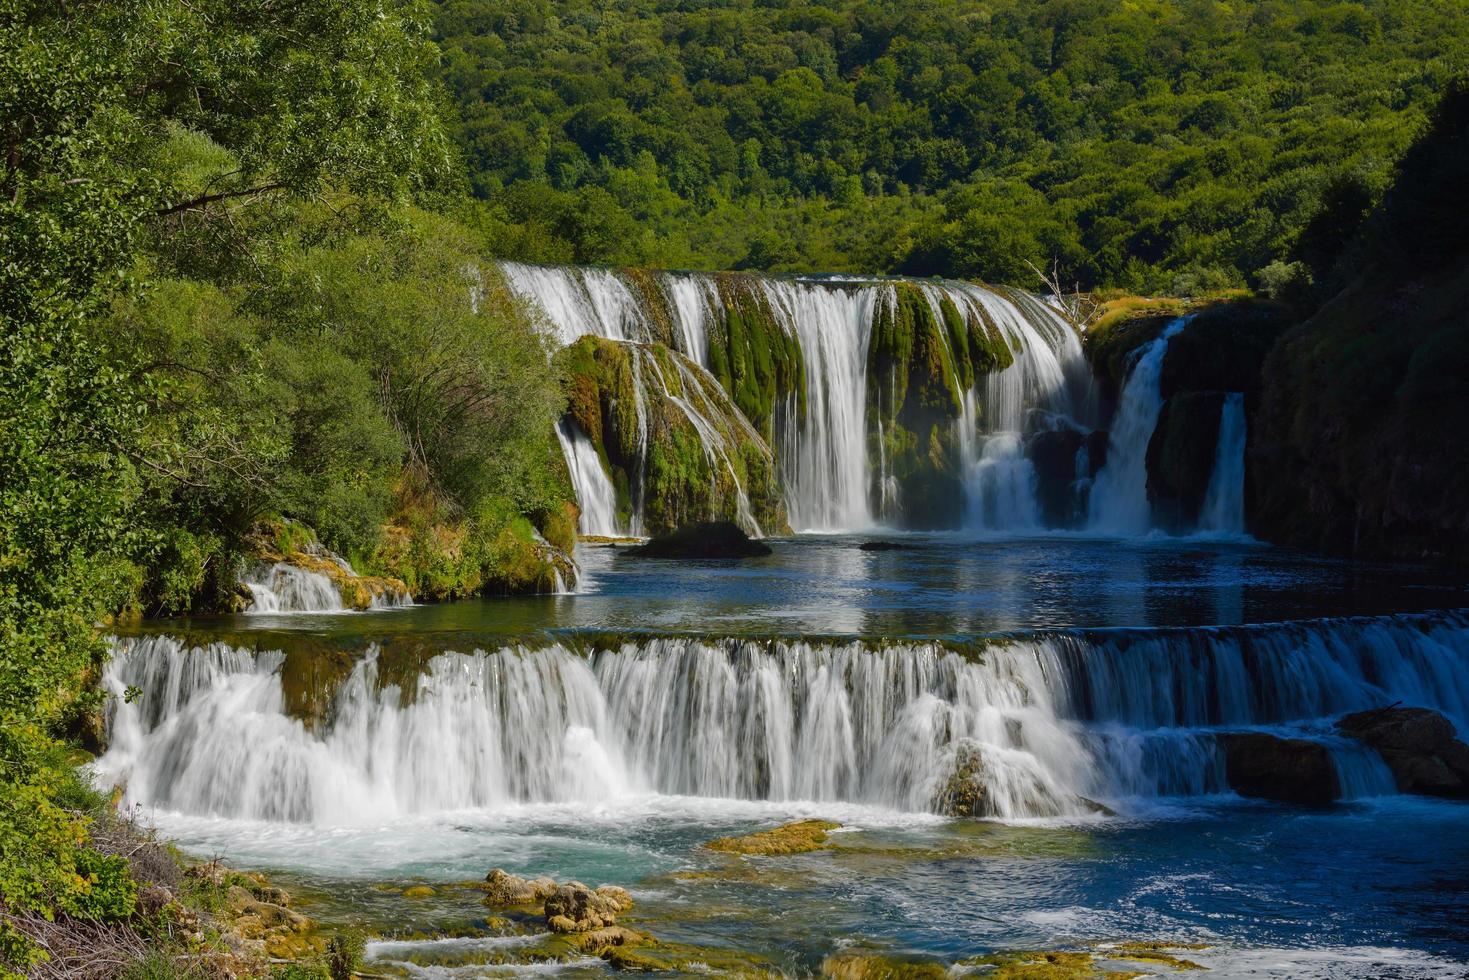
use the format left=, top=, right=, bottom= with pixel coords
left=557, top=334, right=789, bottom=536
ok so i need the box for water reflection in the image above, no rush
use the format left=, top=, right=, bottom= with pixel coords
left=139, top=533, right=1466, bottom=642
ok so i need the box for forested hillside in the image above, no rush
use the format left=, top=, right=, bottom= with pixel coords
left=434, top=0, right=1467, bottom=291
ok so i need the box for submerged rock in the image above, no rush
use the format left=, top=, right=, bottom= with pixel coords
left=1217, top=732, right=1337, bottom=804
left=626, top=521, right=773, bottom=559
left=703, top=819, right=841, bottom=855
left=1337, top=706, right=1469, bottom=798
left=822, top=950, right=949, bottom=979
left=858, top=540, right=916, bottom=552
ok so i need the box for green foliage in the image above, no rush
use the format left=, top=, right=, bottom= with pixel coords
left=1, top=0, right=457, bottom=970
left=432, top=0, right=1468, bottom=290
left=325, top=930, right=367, bottom=980
left=1253, top=79, right=1469, bottom=563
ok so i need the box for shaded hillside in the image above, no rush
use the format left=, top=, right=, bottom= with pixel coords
left=1252, top=80, right=1469, bottom=564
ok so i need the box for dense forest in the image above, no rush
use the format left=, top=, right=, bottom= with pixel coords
left=434, top=0, right=1468, bottom=292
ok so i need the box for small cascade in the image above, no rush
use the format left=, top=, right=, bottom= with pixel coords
left=964, top=433, right=1041, bottom=531
left=1326, top=738, right=1399, bottom=800
left=555, top=419, right=623, bottom=537
left=1087, top=317, right=1189, bottom=533
left=240, top=563, right=344, bottom=613
left=1199, top=392, right=1248, bottom=535
left=499, top=262, right=654, bottom=345
left=98, top=612, right=1469, bottom=823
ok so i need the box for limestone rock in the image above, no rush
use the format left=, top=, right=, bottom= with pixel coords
left=483, top=868, right=559, bottom=906
left=543, top=881, right=635, bottom=932
left=1217, top=732, right=1337, bottom=804
left=1337, top=706, right=1469, bottom=798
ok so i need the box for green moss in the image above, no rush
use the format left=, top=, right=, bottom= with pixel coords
left=703, top=819, right=840, bottom=855
left=556, top=334, right=789, bottom=536
left=822, top=951, right=950, bottom=980
left=709, top=274, right=806, bottom=441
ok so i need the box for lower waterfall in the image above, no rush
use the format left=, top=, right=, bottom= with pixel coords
left=97, top=612, right=1469, bottom=825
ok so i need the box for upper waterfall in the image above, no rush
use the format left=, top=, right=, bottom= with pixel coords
left=502, top=262, right=1096, bottom=534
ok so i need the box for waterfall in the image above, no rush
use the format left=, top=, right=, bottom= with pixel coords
left=1087, top=317, right=1189, bottom=533
left=240, top=563, right=344, bottom=614
left=963, top=433, right=1041, bottom=531
left=760, top=279, right=877, bottom=531
left=500, top=263, right=1093, bottom=534
left=97, top=612, right=1469, bottom=823
left=555, top=419, right=622, bottom=537
left=1199, top=392, right=1247, bottom=535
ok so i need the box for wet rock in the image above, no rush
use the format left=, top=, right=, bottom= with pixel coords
left=858, top=540, right=916, bottom=552
left=544, top=881, right=635, bottom=933
left=1027, top=428, right=1087, bottom=526
left=483, top=868, right=559, bottom=906
left=1337, top=706, right=1469, bottom=798
left=626, top=521, right=773, bottom=559
left=933, top=744, right=991, bottom=817
left=1146, top=391, right=1226, bottom=530
left=1218, top=732, right=1338, bottom=804
left=703, top=819, right=841, bottom=855
left=401, top=884, right=436, bottom=899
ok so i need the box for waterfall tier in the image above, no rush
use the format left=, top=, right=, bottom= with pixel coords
left=503, top=263, right=1096, bottom=533
left=98, top=611, right=1469, bottom=824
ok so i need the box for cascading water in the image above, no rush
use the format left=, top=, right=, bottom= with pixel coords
left=97, top=611, right=1469, bottom=824
left=1087, top=317, right=1189, bottom=533
left=1199, top=392, right=1248, bottom=535
left=554, top=419, right=623, bottom=537
left=240, top=563, right=344, bottom=613
left=499, top=263, right=1094, bottom=534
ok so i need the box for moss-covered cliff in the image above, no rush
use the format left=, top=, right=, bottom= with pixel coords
left=866, top=283, right=1016, bottom=527
left=558, top=335, right=790, bottom=536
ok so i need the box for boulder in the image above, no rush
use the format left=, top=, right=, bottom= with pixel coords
left=544, top=881, right=635, bottom=933
left=482, top=868, right=559, bottom=906
left=625, top=521, right=772, bottom=559
left=1217, top=732, right=1338, bottom=805
left=1027, top=429, right=1086, bottom=526
left=1337, top=707, right=1469, bottom=798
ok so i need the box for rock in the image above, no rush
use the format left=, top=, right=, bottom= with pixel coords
left=482, top=868, right=559, bottom=906
left=933, top=744, right=991, bottom=818
left=136, top=884, right=175, bottom=916
left=1027, top=428, right=1086, bottom=526
left=858, top=540, right=915, bottom=552
left=1337, top=707, right=1469, bottom=798
left=543, top=881, right=635, bottom=933
left=703, top=819, right=840, bottom=855
left=626, top=521, right=773, bottom=559
left=1146, top=391, right=1226, bottom=530
left=1217, top=732, right=1338, bottom=804
left=401, top=884, right=435, bottom=899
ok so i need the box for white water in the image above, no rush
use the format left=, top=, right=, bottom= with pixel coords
left=1200, top=392, right=1248, bottom=535
left=98, top=613, right=1469, bottom=825
left=499, top=263, right=1094, bottom=534
left=240, top=563, right=344, bottom=613
left=963, top=433, right=1041, bottom=531
left=554, top=420, right=622, bottom=537
left=1088, top=317, right=1189, bottom=533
